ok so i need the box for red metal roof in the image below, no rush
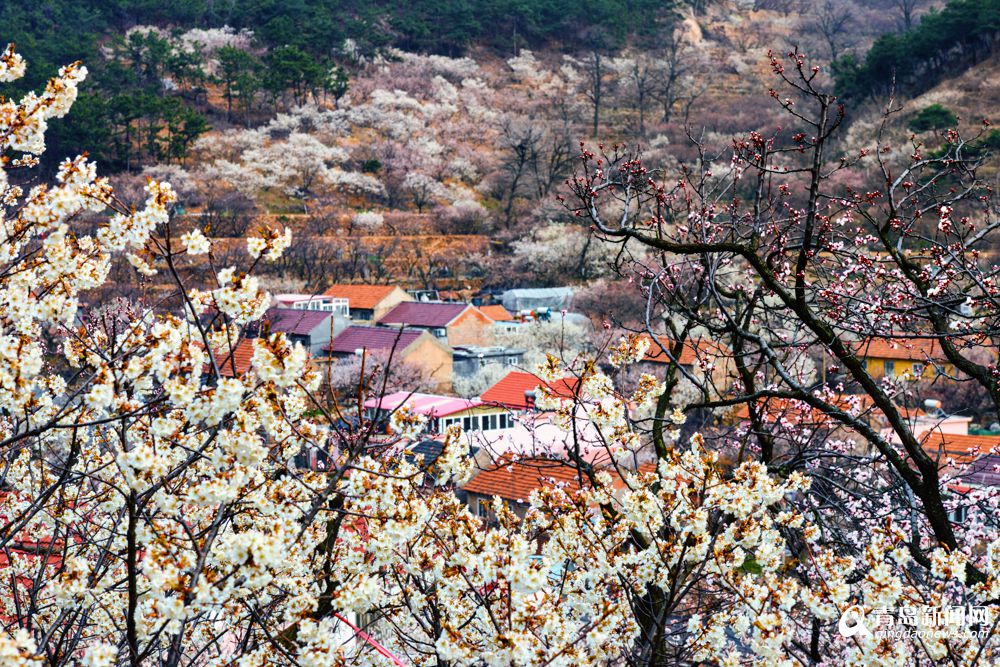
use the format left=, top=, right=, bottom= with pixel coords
left=959, top=455, right=1000, bottom=488
left=327, top=325, right=426, bottom=354
left=364, top=391, right=483, bottom=417
left=479, top=370, right=578, bottom=410
left=379, top=302, right=469, bottom=328
left=263, top=307, right=331, bottom=336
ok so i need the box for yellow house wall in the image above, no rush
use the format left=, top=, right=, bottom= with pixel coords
left=402, top=337, right=453, bottom=391
left=447, top=308, right=494, bottom=347
left=372, top=287, right=414, bottom=321
left=864, top=357, right=954, bottom=379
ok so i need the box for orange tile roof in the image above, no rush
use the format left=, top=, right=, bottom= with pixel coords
left=479, top=371, right=578, bottom=410
left=216, top=339, right=255, bottom=378
left=323, top=284, right=400, bottom=310
left=464, top=458, right=661, bottom=503
left=642, top=335, right=728, bottom=367
left=735, top=397, right=832, bottom=425
left=733, top=394, right=928, bottom=426
left=480, top=305, right=514, bottom=321
left=855, top=337, right=945, bottom=362
left=463, top=458, right=589, bottom=502
left=919, top=432, right=1000, bottom=465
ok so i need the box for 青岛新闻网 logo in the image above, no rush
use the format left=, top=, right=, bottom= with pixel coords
left=838, top=605, right=872, bottom=638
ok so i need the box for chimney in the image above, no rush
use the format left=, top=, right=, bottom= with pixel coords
left=524, top=389, right=536, bottom=410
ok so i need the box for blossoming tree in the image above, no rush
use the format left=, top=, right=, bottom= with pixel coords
left=563, top=49, right=1000, bottom=665
left=0, top=44, right=996, bottom=667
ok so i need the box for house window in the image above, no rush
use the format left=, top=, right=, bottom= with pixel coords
left=949, top=505, right=968, bottom=525
left=506, top=356, right=518, bottom=365
left=475, top=497, right=489, bottom=518
left=471, top=415, right=480, bottom=431
left=499, top=413, right=510, bottom=429
left=433, top=328, right=447, bottom=338
left=488, top=414, right=497, bottom=430
left=911, top=363, right=925, bottom=377
left=293, top=448, right=312, bottom=469
left=884, top=361, right=895, bottom=377
left=463, top=416, right=471, bottom=430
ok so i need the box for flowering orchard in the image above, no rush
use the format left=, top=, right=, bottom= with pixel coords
left=566, top=50, right=1000, bottom=664
left=0, top=46, right=996, bottom=667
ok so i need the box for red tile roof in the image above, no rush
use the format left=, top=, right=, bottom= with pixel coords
left=323, top=284, right=400, bottom=310
left=217, top=339, right=255, bottom=377
left=480, top=304, right=514, bottom=321
left=479, top=371, right=578, bottom=410
left=327, top=325, right=426, bottom=355
left=855, top=337, right=945, bottom=362
left=463, top=457, right=658, bottom=503
left=379, top=302, right=470, bottom=328
left=463, top=458, right=589, bottom=503
left=263, top=307, right=331, bottom=336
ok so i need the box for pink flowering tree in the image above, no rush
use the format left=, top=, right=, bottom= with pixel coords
left=564, top=49, right=1000, bottom=664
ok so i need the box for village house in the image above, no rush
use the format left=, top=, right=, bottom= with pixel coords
left=323, top=284, right=413, bottom=321
left=365, top=391, right=516, bottom=436
left=854, top=336, right=954, bottom=379
left=326, top=326, right=453, bottom=390
left=257, top=307, right=342, bottom=356
left=273, top=293, right=350, bottom=315
left=377, top=302, right=495, bottom=346
left=461, top=456, right=655, bottom=522
left=480, top=304, right=523, bottom=335
left=479, top=370, right=578, bottom=411
left=216, top=339, right=255, bottom=379
left=462, top=457, right=588, bottom=520
left=951, top=453, right=1000, bottom=498
left=479, top=304, right=515, bottom=322
left=917, top=431, right=1000, bottom=523
left=732, top=394, right=971, bottom=456
left=919, top=431, right=1000, bottom=466
left=452, top=345, right=526, bottom=379
left=640, top=334, right=732, bottom=376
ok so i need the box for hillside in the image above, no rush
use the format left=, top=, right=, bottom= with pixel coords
left=11, top=0, right=996, bottom=303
